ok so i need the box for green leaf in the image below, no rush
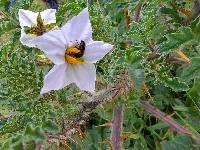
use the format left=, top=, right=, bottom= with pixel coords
left=160, top=7, right=182, bottom=23
left=0, top=20, right=18, bottom=35
left=128, top=68, right=145, bottom=89
left=12, top=142, right=24, bottom=150
left=181, top=57, right=200, bottom=81
left=133, top=141, right=145, bottom=150
left=125, top=46, right=145, bottom=66
left=33, top=127, right=46, bottom=142
left=187, top=78, right=200, bottom=108
left=56, top=2, right=81, bottom=23
left=0, top=0, right=10, bottom=11
left=42, top=120, right=59, bottom=134
left=24, top=124, right=46, bottom=142
left=160, top=27, right=194, bottom=52
left=156, top=65, right=189, bottom=91
left=1, top=141, right=11, bottom=150
left=148, top=122, right=169, bottom=130
left=161, top=135, right=199, bottom=150
left=159, top=76, right=189, bottom=92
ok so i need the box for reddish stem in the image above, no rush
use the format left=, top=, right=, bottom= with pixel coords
left=111, top=106, right=124, bottom=150
left=140, top=100, right=200, bottom=144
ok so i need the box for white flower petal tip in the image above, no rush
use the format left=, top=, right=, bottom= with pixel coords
left=18, top=9, right=38, bottom=27
left=61, top=7, right=92, bottom=43
left=83, top=41, right=113, bottom=63
left=40, top=64, right=72, bottom=94
left=40, top=9, right=56, bottom=24
left=80, top=7, right=89, bottom=17
left=40, top=64, right=96, bottom=94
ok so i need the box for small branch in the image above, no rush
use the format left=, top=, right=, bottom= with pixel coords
left=140, top=100, right=200, bottom=144
left=64, top=86, right=120, bottom=132
left=111, top=105, right=124, bottom=150
left=133, top=0, right=146, bottom=22
left=61, top=70, right=134, bottom=134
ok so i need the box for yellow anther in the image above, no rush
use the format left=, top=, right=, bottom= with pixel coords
left=65, top=47, right=85, bottom=64
left=24, top=13, right=55, bottom=36
left=65, top=55, right=84, bottom=64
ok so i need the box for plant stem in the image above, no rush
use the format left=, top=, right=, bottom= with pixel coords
left=133, top=0, right=146, bottom=22
left=111, top=105, right=124, bottom=150
left=140, top=100, right=200, bottom=144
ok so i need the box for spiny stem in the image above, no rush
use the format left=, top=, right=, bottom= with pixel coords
left=133, top=0, right=146, bottom=22
left=111, top=105, right=124, bottom=150
left=140, top=100, right=200, bottom=144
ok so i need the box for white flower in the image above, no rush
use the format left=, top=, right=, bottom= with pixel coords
left=18, top=9, right=56, bottom=47
left=33, top=8, right=113, bottom=94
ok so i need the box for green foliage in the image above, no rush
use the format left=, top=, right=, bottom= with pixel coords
left=129, top=68, right=145, bottom=89
left=160, top=27, right=194, bottom=52
left=25, top=124, right=46, bottom=142
left=42, top=120, right=59, bottom=134
left=181, top=57, right=200, bottom=81
left=56, top=2, right=83, bottom=23
left=0, top=20, right=18, bottom=35
left=161, top=135, right=199, bottom=150
left=0, top=0, right=200, bottom=149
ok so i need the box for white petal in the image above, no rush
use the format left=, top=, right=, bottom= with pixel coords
left=41, top=64, right=72, bottom=94
left=32, top=29, right=67, bottom=65
left=61, top=8, right=92, bottom=44
left=18, top=9, right=38, bottom=27
left=40, top=9, right=56, bottom=24
left=71, top=63, right=96, bottom=92
left=20, top=29, right=37, bottom=47
left=41, top=63, right=96, bottom=94
left=83, top=41, right=113, bottom=63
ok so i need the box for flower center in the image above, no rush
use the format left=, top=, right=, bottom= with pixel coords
left=65, top=41, right=85, bottom=64
left=65, top=48, right=85, bottom=64
left=24, top=13, right=55, bottom=36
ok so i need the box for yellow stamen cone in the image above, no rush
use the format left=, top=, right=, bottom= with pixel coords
left=65, top=55, right=84, bottom=64
left=65, top=47, right=85, bottom=64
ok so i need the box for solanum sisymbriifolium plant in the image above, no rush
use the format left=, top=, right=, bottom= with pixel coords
left=1, top=0, right=200, bottom=149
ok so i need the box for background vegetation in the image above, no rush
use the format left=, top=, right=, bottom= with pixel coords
left=0, top=0, right=200, bottom=149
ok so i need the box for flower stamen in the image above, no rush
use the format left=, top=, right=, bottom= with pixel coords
left=65, top=47, right=85, bottom=64
left=24, top=13, right=55, bottom=36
